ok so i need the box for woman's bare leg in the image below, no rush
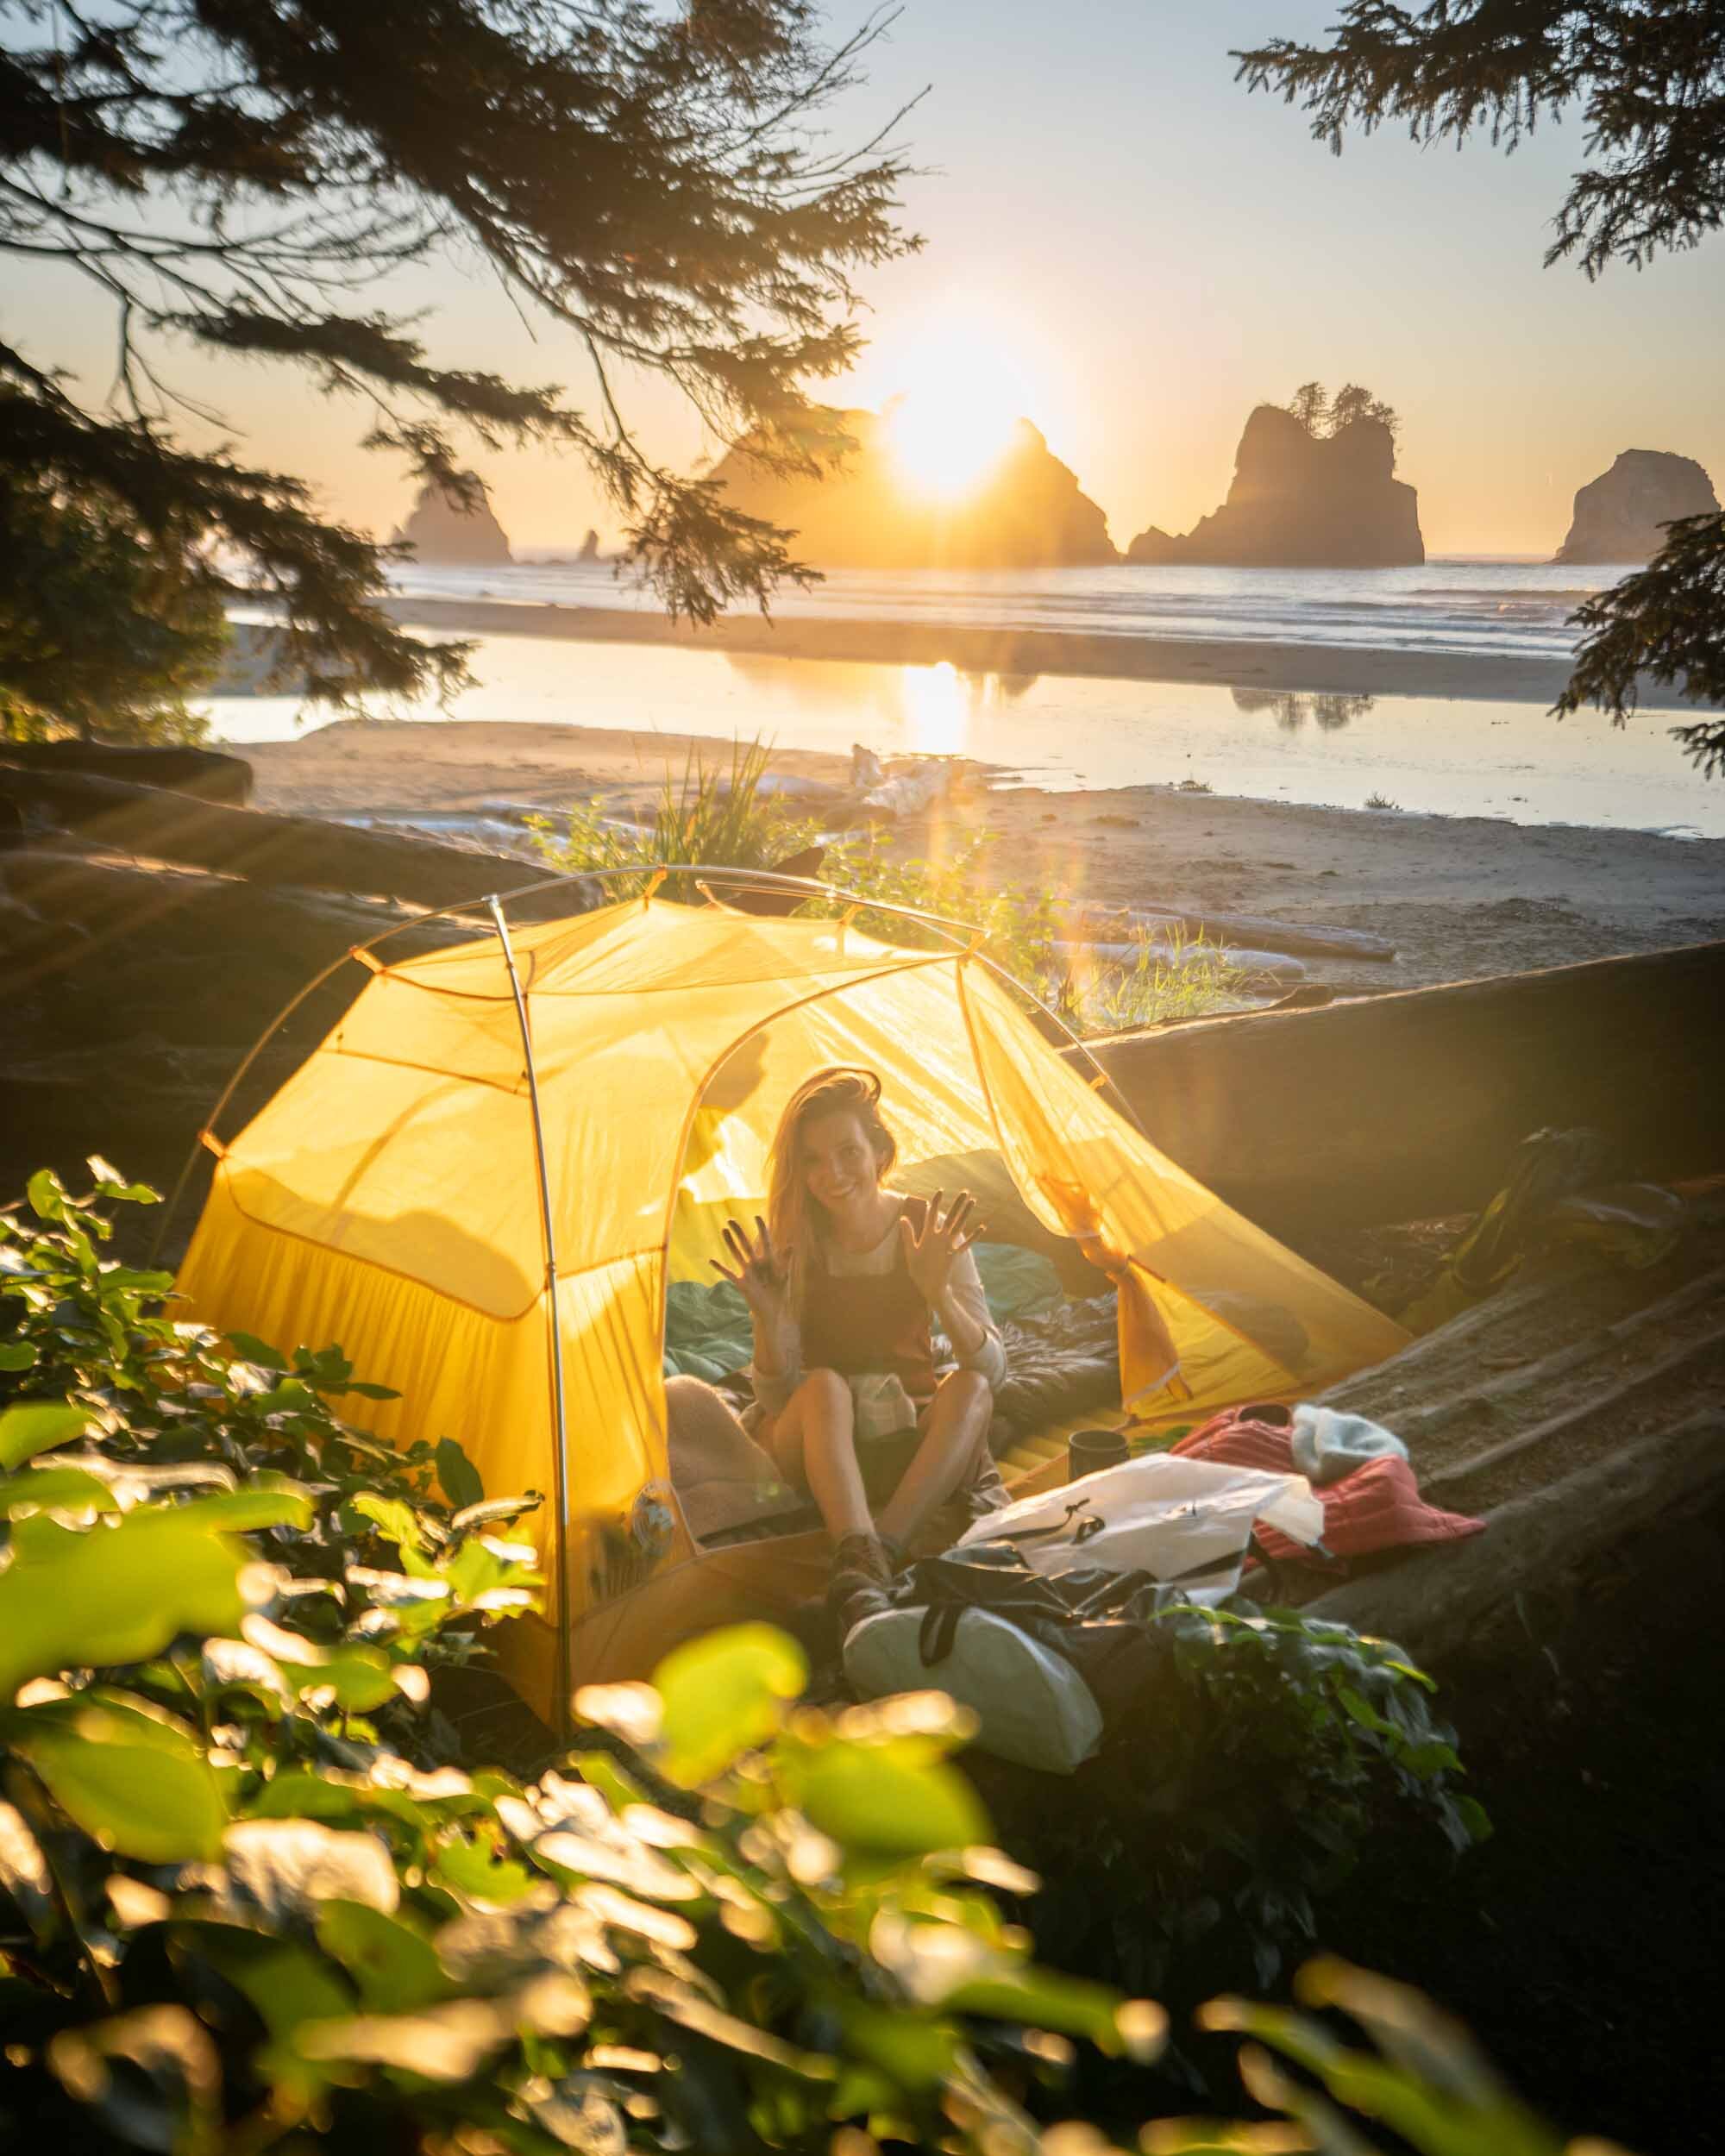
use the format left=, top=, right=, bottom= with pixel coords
left=769, top=1368, right=874, bottom=1541
left=877, top=1369, right=994, bottom=1550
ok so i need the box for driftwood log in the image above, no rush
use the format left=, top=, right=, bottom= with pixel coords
left=1306, top=1411, right=1725, bottom=1666
left=2, top=850, right=469, bottom=1214
left=1081, top=939, right=1725, bottom=1240
left=0, top=757, right=593, bottom=921
left=0, top=740, right=254, bottom=804
left=1065, top=901, right=1396, bottom=965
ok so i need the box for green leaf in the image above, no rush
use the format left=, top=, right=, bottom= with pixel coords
left=226, top=1331, right=287, bottom=1372
left=652, top=1623, right=806, bottom=1783
left=0, top=1465, right=118, bottom=1519
left=85, top=1157, right=160, bottom=1204
left=317, top=1901, right=452, bottom=2011
left=184, top=1485, right=315, bottom=1534
left=433, top=1828, right=537, bottom=1906
left=183, top=1923, right=356, bottom=2039
left=436, top=1436, right=485, bottom=1512
left=0, top=1504, right=250, bottom=1699
left=16, top=1697, right=226, bottom=1862
left=790, top=1737, right=987, bottom=1861
left=346, top=1492, right=426, bottom=1557
left=0, top=1400, right=91, bottom=1470
left=0, top=1342, right=38, bottom=1371
left=26, top=1169, right=66, bottom=1221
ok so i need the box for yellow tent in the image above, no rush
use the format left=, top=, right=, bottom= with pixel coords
left=178, top=891, right=1406, bottom=1723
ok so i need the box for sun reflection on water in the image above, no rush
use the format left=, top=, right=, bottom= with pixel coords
left=899, top=661, right=969, bottom=755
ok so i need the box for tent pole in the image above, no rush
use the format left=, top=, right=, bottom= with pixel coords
left=484, top=893, right=575, bottom=1743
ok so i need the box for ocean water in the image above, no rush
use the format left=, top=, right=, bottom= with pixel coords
left=389, top=555, right=1617, bottom=662
left=207, top=560, right=1722, bottom=837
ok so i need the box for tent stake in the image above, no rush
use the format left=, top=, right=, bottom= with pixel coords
left=485, top=893, right=575, bottom=1744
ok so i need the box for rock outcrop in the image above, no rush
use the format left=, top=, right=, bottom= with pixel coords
left=708, top=409, right=1119, bottom=568
left=577, top=527, right=602, bottom=563
left=392, top=477, right=513, bottom=567
left=1127, top=404, right=1423, bottom=568
left=1553, top=450, right=1719, bottom=565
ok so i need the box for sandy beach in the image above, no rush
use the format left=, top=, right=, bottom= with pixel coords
left=245, top=717, right=1725, bottom=993
left=380, top=594, right=1614, bottom=707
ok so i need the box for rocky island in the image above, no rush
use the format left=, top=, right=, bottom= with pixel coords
left=710, top=408, right=1119, bottom=568
left=1553, top=449, right=1720, bottom=564
left=1129, top=398, right=1423, bottom=568
left=392, top=476, right=514, bottom=567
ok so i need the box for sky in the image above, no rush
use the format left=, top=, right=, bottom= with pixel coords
left=17, top=0, right=1725, bottom=559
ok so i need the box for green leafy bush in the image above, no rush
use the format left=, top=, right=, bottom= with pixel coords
left=0, top=1167, right=1158, bottom=2152
left=989, top=1604, right=1488, bottom=2006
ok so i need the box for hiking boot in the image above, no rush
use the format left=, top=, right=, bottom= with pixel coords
left=826, top=1530, right=895, bottom=1639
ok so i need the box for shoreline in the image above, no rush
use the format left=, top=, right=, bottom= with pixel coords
left=380, top=594, right=1611, bottom=708
left=242, top=717, right=1725, bottom=994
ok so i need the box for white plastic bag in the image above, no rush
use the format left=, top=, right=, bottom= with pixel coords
left=955, top=1451, right=1324, bottom=1603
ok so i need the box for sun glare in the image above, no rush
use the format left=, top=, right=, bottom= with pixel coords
left=885, top=387, right=1019, bottom=501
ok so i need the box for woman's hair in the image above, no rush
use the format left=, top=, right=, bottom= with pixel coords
left=765, top=1067, right=897, bottom=1317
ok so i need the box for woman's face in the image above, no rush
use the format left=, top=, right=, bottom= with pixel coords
left=800, top=1108, right=881, bottom=1213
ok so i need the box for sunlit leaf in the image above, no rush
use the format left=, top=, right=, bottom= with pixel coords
left=16, top=1697, right=226, bottom=1862
left=434, top=1827, right=538, bottom=1906
left=0, top=1400, right=91, bottom=1470
left=0, top=1464, right=118, bottom=1519
left=789, top=1736, right=987, bottom=1861
left=652, top=1623, right=806, bottom=1783
left=219, top=1818, right=400, bottom=1923
left=317, top=1900, right=454, bottom=2012
left=0, top=1505, right=252, bottom=1699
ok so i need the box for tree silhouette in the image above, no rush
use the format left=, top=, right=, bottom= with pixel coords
left=1236, top=1, right=1725, bottom=774
left=0, top=1, right=917, bottom=739
left=1283, top=381, right=1400, bottom=439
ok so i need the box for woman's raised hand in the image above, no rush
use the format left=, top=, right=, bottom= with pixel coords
left=712, top=1216, right=794, bottom=1327
left=900, top=1191, right=986, bottom=1307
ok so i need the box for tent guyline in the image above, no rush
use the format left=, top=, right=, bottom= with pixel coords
left=170, top=875, right=1410, bottom=1724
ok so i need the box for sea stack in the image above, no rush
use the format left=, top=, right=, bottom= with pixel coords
left=708, top=409, right=1119, bottom=568
left=392, top=476, right=513, bottom=567
left=1128, top=404, right=1423, bottom=568
left=1553, top=450, right=1719, bottom=564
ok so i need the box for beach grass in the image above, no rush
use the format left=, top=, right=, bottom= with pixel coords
left=530, top=739, right=1251, bottom=1033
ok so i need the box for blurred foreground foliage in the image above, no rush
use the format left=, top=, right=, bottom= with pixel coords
left=0, top=1166, right=1616, bottom=2154
left=0, top=1167, right=1154, bottom=2152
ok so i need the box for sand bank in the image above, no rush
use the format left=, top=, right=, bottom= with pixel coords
left=381, top=595, right=1605, bottom=707
left=244, top=718, right=1725, bottom=993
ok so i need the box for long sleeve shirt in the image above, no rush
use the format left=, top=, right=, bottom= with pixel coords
left=750, top=1200, right=1007, bottom=1420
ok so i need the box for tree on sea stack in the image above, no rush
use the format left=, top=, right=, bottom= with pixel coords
left=0, top=0, right=915, bottom=740
left=1236, top=0, right=1725, bottom=779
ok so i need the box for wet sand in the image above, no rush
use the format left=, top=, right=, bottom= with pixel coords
left=244, top=718, right=1725, bottom=993
left=379, top=595, right=1607, bottom=707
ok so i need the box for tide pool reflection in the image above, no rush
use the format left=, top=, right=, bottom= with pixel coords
left=1232, top=687, right=1376, bottom=732
left=723, top=653, right=1038, bottom=757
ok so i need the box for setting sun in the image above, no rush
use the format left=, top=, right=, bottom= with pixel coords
left=885, top=386, right=1020, bottom=500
